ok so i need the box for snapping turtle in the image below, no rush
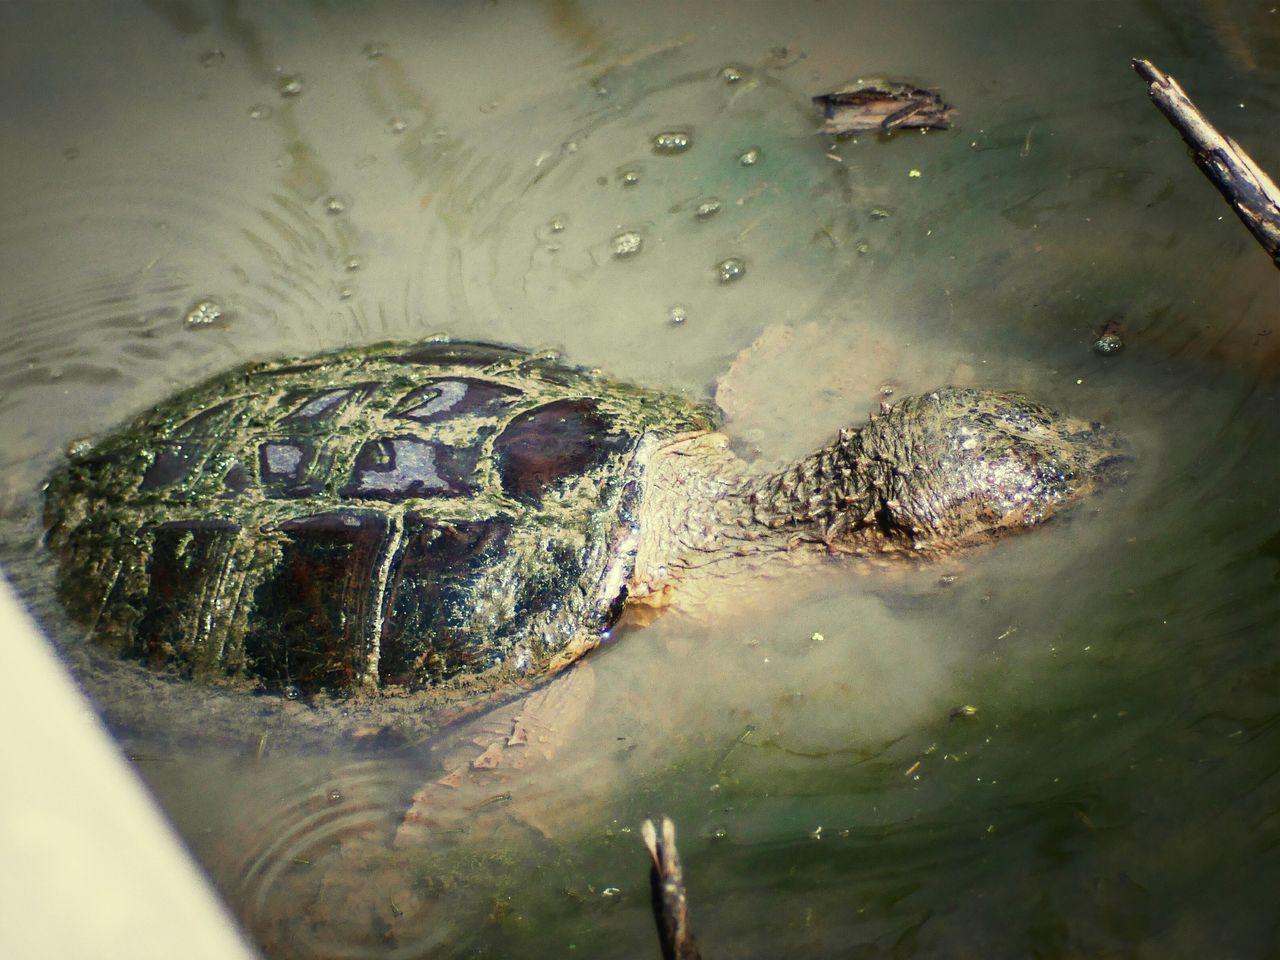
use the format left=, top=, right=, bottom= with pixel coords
left=44, top=339, right=1122, bottom=712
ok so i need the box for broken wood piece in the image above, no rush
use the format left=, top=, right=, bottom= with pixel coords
left=813, top=79, right=954, bottom=135
left=642, top=817, right=702, bottom=960
left=1132, top=57, right=1280, bottom=270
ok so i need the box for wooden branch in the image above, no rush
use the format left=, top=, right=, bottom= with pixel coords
left=1132, top=58, right=1280, bottom=269
left=642, top=817, right=702, bottom=960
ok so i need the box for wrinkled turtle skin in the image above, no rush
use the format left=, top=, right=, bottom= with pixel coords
left=44, top=339, right=1124, bottom=701
left=44, top=341, right=713, bottom=694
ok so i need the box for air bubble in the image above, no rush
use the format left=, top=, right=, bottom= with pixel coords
left=65, top=437, right=95, bottom=458
left=716, top=257, right=746, bottom=283
left=277, top=74, right=304, bottom=98
left=327, top=788, right=343, bottom=802
left=738, top=146, right=762, bottom=166
left=620, top=169, right=641, bottom=187
left=248, top=104, right=272, bottom=121
left=536, top=216, right=569, bottom=243
left=695, top=198, right=721, bottom=220
left=362, top=42, right=388, bottom=60
left=184, top=299, right=223, bottom=327
left=200, top=49, right=225, bottom=68
left=611, top=231, right=643, bottom=259
left=652, top=130, right=692, bottom=155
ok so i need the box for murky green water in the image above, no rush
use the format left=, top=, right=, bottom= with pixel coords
left=3, top=1, right=1279, bottom=957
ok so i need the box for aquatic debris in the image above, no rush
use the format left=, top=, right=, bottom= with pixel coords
left=1094, top=319, right=1124, bottom=355
left=642, top=817, right=702, bottom=960
left=694, top=197, right=721, bottom=220
left=1133, top=58, right=1280, bottom=270
left=738, top=146, right=762, bottom=166
left=667, top=304, right=689, bottom=326
left=950, top=704, right=979, bottom=720
left=813, top=79, right=954, bottom=135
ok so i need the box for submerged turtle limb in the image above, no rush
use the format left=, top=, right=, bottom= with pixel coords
left=396, top=662, right=597, bottom=847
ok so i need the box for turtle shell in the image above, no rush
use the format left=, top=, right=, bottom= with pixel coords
left=44, top=341, right=715, bottom=694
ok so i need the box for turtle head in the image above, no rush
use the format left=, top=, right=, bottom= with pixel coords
left=852, top=387, right=1125, bottom=552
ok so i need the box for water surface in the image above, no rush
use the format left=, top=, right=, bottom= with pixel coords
left=2, top=2, right=1279, bottom=957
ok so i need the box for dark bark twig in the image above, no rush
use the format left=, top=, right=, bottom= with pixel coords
left=642, top=817, right=702, bottom=960
left=1132, top=57, right=1280, bottom=270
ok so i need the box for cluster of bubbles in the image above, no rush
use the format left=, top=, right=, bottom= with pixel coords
left=183, top=298, right=223, bottom=328
left=578, top=67, right=780, bottom=322
left=610, top=230, right=644, bottom=259
left=651, top=130, right=692, bottom=155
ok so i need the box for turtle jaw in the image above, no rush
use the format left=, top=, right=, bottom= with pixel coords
left=858, top=388, right=1127, bottom=552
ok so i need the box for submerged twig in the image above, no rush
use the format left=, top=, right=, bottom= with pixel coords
left=1132, top=57, right=1280, bottom=270
left=642, top=817, right=702, bottom=960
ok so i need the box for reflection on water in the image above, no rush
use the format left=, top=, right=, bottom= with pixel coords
left=2, top=1, right=1279, bottom=957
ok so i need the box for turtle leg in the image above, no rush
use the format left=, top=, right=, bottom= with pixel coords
left=396, top=662, right=597, bottom=847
